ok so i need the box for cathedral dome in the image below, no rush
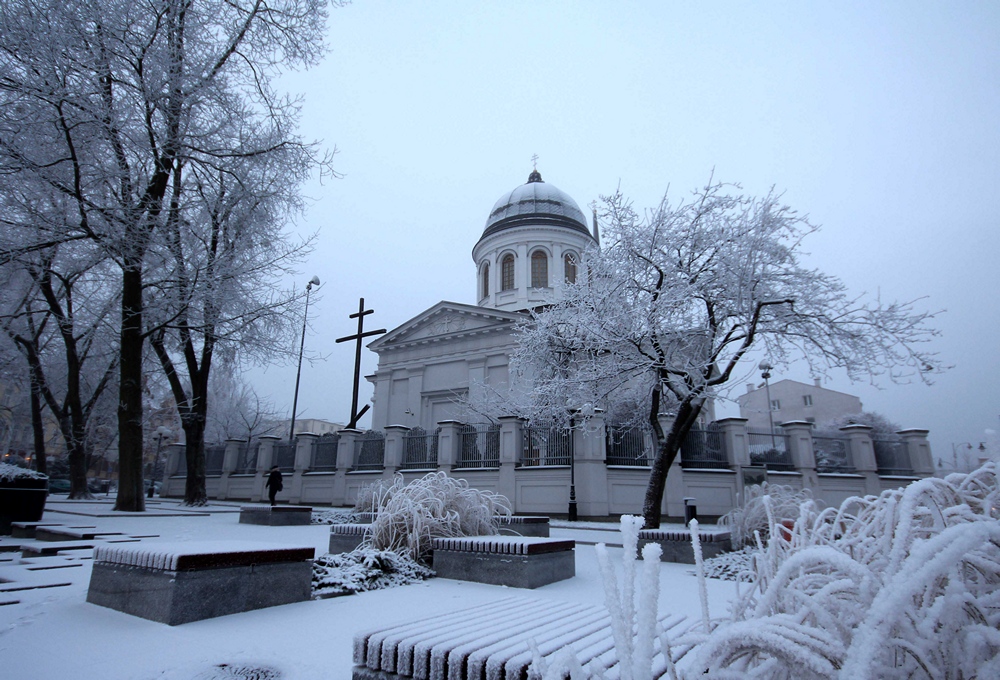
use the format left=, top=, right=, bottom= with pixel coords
left=481, top=171, right=591, bottom=239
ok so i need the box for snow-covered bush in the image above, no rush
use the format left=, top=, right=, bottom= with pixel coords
left=0, top=462, right=47, bottom=482
left=311, top=508, right=365, bottom=525
left=311, top=548, right=433, bottom=598
left=689, top=462, right=1000, bottom=678
left=717, top=482, right=816, bottom=548
left=362, top=472, right=512, bottom=563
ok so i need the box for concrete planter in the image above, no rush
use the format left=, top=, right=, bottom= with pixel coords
left=0, top=476, right=49, bottom=535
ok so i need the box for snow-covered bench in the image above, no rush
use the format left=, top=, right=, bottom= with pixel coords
left=431, top=536, right=574, bottom=589
left=638, top=528, right=732, bottom=563
left=496, top=515, right=550, bottom=537
left=86, top=540, right=315, bottom=625
left=9, top=521, right=64, bottom=538
left=329, top=523, right=371, bottom=553
left=35, top=526, right=124, bottom=541
left=352, top=596, right=689, bottom=680
left=238, top=504, right=313, bottom=526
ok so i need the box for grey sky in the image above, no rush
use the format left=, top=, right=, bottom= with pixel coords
left=254, top=1, right=1000, bottom=463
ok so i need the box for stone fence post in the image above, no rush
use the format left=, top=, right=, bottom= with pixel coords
left=497, top=416, right=521, bottom=506
left=840, top=424, right=880, bottom=495
left=216, top=438, right=246, bottom=499
left=383, top=425, right=409, bottom=480
left=252, top=435, right=279, bottom=502
left=574, top=409, right=609, bottom=518
left=716, top=417, right=750, bottom=468
left=331, top=429, right=361, bottom=506
left=898, top=429, right=934, bottom=476
left=782, top=421, right=817, bottom=488
left=436, top=420, right=463, bottom=473
left=288, top=433, right=317, bottom=504
left=164, top=443, right=186, bottom=478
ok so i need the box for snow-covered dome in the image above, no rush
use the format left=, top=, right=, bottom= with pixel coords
left=480, top=170, right=590, bottom=239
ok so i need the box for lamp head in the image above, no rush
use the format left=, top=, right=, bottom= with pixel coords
left=307, top=275, right=321, bottom=289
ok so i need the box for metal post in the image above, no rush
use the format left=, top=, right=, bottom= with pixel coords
left=290, top=276, right=320, bottom=443
left=567, top=415, right=577, bottom=521
left=759, top=361, right=777, bottom=449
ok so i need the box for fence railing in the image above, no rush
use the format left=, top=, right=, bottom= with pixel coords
left=812, top=435, right=855, bottom=473
left=232, top=441, right=260, bottom=474
left=681, top=427, right=729, bottom=469
left=747, top=430, right=794, bottom=471
left=272, top=441, right=296, bottom=472
left=352, top=431, right=385, bottom=471
left=401, top=427, right=439, bottom=470
left=521, top=424, right=572, bottom=466
left=310, top=433, right=340, bottom=471
left=456, top=424, right=500, bottom=469
left=205, top=444, right=226, bottom=475
left=873, top=438, right=912, bottom=475
left=606, top=424, right=650, bottom=466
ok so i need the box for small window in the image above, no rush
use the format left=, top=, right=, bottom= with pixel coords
left=770, top=399, right=781, bottom=411
left=501, top=254, right=515, bottom=291
left=564, top=253, right=577, bottom=284
left=803, top=395, right=813, bottom=407
left=481, top=262, right=490, bottom=298
left=531, top=251, right=548, bottom=288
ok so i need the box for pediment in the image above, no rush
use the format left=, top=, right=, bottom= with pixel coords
left=368, top=301, right=525, bottom=351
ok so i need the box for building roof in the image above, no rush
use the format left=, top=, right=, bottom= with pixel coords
left=479, top=171, right=592, bottom=240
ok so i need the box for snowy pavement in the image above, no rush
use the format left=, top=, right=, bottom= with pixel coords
left=1, top=498, right=735, bottom=680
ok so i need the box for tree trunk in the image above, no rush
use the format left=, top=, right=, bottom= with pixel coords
left=28, top=379, right=47, bottom=475
left=182, top=416, right=209, bottom=506
left=642, top=398, right=704, bottom=528
left=114, top=265, right=145, bottom=512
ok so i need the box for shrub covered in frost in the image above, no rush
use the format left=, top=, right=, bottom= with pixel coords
left=311, top=508, right=365, bottom=525
left=0, top=462, right=47, bottom=482
left=717, top=482, right=816, bottom=548
left=360, top=472, right=512, bottom=563
left=688, top=463, right=1000, bottom=679
left=311, top=548, right=433, bottom=598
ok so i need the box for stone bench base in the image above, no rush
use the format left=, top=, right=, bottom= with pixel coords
left=637, top=529, right=732, bottom=564
left=86, top=540, right=314, bottom=625
left=329, top=524, right=370, bottom=553
left=238, top=505, right=313, bottom=526
left=431, top=537, right=574, bottom=589
left=496, top=515, right=550, bottom=538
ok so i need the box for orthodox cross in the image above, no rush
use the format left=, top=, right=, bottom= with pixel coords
left=531, top=153, right=539, bottom=170
left=335, top=298, right=386, bottom=429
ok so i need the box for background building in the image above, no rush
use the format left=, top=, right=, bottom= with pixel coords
left=738, top=378, right=864, bottom=431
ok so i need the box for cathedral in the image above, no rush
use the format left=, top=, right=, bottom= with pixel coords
left=365, top=169, right=600, bottom=431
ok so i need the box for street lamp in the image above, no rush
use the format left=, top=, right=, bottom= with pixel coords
left=567, top=403, right=595, bottom=522
left=758, top=361, right=778, bottom=449
left=289, top=275, right=320, bottom=443
left=148, top=426, right=171, bottom=498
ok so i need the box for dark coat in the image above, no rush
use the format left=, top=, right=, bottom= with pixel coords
left=265, top=469, right=283, bottom=492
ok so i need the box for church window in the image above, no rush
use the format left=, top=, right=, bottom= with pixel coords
left=481, top=263, right=490, bottom=298
left=501, top=254, right=515, bottom=291
left=564, top=253, right=577, bottom=284
left=531, top=250, right=548, bottom=288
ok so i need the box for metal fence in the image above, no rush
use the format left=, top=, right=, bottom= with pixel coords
left=401, top=427, right=439, bottom=470
left=273, top=441, right=296, bottom=472
left=681, top=427, right=729, bottom=469
left=606, top=424, right=650, bottom=466
left=205, top=444, right=226, bottom=475
left=812, top=435, right=855, bottom=473
left=747, top=430, right=794, bottom=471
left=310, top=433, right=340, bottom=471
left=232, top=440, right=260, bottom=474
left=873, top=438, right=912, bottom=475
left=456, top=424, right=500, bottom=469
left=521, top=424, right=572, bottom=466
left=353, top=430, right=385, bottom=471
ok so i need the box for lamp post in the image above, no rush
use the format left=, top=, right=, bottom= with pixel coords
left=289, top=276, right=320, bottom=443
left=148, top=426, right=171, bottom=498
left=567, top=403, right=595, bottom=522
left=758, top=361, right=778, bottom=450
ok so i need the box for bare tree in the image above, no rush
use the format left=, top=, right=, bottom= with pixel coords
left=512, top=179, right=944, bottom=528
left=0, top=0, right=334, bottom=510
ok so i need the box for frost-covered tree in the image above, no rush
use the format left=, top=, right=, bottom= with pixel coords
left=0, top=0, right=334, bottom=510
left=512, top=180, right=943, bottom=528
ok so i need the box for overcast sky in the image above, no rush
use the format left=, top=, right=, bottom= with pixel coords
left=252, top=1, right=1000, bottom=465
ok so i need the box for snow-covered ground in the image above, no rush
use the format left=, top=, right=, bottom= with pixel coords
left=1, top=497, right=734, bottom=680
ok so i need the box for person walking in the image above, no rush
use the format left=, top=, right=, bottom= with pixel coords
left=265, top=465, right=283, bottom=506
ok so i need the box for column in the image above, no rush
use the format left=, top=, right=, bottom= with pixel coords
left=898, top=429, right=934, bottom=476
left=574, top=410, right=609, bottom=518
left=436, top=420, right=463, bottom=474
left=331, top=429, right=361, bottom=506
left=288, top=432, right=317, bottom=504
left=497, top=416, right=521, bottom=507
left=216, top=438, right=246, bottom=499
left=383, top=425, right=409, bottom=480
left=840, top=424, right=880, bottom=495
left=252, top=435, right=279, bottom=502
left=782, top=420, right=817, bottom=489
left=162, top=443, right=186, bottom=498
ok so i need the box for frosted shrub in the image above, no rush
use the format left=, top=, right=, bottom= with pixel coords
left=362, top=472, right=512, bottom=563
left=717, top=482, right=816, bottom=548
left=690, top=462, right=1000, bottom=679
left=311, top=548, right=433, bottom=598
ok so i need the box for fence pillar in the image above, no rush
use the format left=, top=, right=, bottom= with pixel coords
left=216, top=438, right=246, bottom=500
left=162, top=443, right=186, bottom=498
left=436, top=420, right=463, bottom=474
left=287, top=433, right=317, bottom=504
left=716, top=417, right=750, bottom=467
left=898, top=429, right=934, bottom=476
left=332, top=429, right=361, bottom=506
left=841, top=424, right=880, bottom=495
left=497, top=416, right=521, bottom=506
left=573, top=410, right=609, bottom=519
left=164, top=443, right=186, bottom=477
left=252, top=435, right=279, bottom=502
left=655, top=413, right=684, bottom=517
left=383, top=425, right=409, bottom=480
left=782, top=420, right=818, bottom=488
